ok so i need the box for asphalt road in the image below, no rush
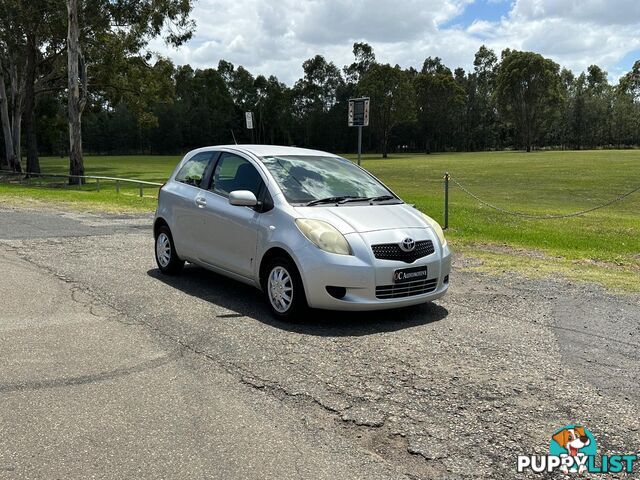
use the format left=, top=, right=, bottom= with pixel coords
left=0, top=206, right=638, bottom=479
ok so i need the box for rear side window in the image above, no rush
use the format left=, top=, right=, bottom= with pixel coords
left=211, top=153, right=264, bottom=198
left=175, top=152, right=214, bottom=187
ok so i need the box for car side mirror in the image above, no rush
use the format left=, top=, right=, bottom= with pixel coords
left=229, top=190, right=258, bottom=207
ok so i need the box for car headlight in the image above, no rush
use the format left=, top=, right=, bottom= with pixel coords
left=295, top=218, right=352, bottom=255
left=421, top=213, right=447, bottom=247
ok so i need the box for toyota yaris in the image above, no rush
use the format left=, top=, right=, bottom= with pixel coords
left=154, top=145, right=451, bottom=319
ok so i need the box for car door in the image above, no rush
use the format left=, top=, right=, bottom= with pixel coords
left=198, top=152, right=264, bottom=279
left=169, top=151, right=217, bottom=260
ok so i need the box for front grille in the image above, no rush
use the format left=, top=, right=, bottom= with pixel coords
left=375, top=278, right=438, bottom=299
left=371, top=240, right=434, bottom=263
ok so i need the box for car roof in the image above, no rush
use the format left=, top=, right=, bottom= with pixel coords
left=200, top=144, right=336, bottom=159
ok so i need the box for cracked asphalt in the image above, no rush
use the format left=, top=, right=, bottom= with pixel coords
left=1, top=206, right=639, bottom=479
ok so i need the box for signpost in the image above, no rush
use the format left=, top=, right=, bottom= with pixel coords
left=348, top=97, right=369, bottom=165
left=245, top=111, right=254, bottom=143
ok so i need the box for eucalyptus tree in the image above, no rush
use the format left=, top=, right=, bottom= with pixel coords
left=0, top=0, right=26, bottom=171
left=495, top=50, right=562, bottom=152
left=344, top=42, right=376, bottom=84
left=414, top=63, right=465, bottom=152
left=472, top=45, right=498, bottom=150
left=65, top=0, right=195, bottom=182
left=615, top=60, right=640, bottom=146
left=293, top=55, right=344, bottom=147
left=0, top=0, right=67, bottom=173
left=358, top=63, right=414, bottom=158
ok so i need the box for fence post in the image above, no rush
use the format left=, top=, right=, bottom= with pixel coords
left=116, top=180, right=120, bottom=194
left=139, top=185, right=143, bottom=197
left=444, top=172, right=450, bottom=230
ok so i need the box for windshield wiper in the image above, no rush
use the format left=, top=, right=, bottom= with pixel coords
left=338, top=195, right=396, bottom=204
left=306, top=196, right=354, bottom=206
left=306, top=195, right=396, bottom=206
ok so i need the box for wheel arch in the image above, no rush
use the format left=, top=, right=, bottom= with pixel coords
left=258, top=246, right=308, bottom=297
left=153, top=217, right=169, bottom=237
left=259, top=247, right=291, bottom=288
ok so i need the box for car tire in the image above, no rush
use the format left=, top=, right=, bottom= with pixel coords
left=263, top=256, right=308, bottom=320
left=155, top=225, right=184, bottom=275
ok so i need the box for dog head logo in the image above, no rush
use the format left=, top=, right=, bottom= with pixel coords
left=550, top=425, right=597, bottom=474
left=519, top=425, right=636, bottom=474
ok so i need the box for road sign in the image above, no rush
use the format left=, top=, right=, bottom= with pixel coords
left=245, top=112, right=254, bottom=130
left=348, top=97, right=369, bottom=127
left=348, top=97, right=370, bottom=165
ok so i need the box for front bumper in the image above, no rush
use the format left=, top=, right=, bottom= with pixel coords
left=296, top=228, right=451, bottom=311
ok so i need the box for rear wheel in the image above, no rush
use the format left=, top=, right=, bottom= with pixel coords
left=263, top=256, right=307, bottom=320
left=155, top=225, right=184, bottom=274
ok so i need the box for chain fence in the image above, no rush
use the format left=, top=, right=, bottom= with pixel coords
left=444, top=172, right=640, bottom=225
left=0, top=170, right=162, bottom=197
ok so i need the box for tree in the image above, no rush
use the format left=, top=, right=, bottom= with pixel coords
left=0, top=0, right=25, bottom=171
left=65, top=0, right=195, bottom=183
left=66, top=0, right=85, bottom=181
left=261, top=76, right=294, bottom=145
left=421, top=56, right=451, bottom=76
left=0, top=64, right=16, bottom=170
left=615, top=60, right=640, bottom=146
left=584, top=65, right=613, bottom=147
left=0, top=0, right=67, bottom=173
left=358, top=63, right=414, bottom=157
left=344, top=42, right=376, bottom=84
left=296, top=55, right=343, bottom=112
left=414, top=65, right=465, bottom=153
left=471, top=45, right=498, bottom=150
left=495, top=50, right=562, bottom=152
left=292, top=55, right=344, bottom=147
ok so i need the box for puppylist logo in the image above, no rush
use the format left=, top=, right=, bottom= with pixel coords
left=517, top=425, right=638, bottom=474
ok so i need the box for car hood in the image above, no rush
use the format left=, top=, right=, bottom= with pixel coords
left=293, top=203, right=427, bottom=234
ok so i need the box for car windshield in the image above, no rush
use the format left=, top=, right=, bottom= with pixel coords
left=261, top=155, right=399, bottom=205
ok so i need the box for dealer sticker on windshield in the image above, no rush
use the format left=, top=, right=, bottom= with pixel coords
left=393, top=266, right=428, bottom=284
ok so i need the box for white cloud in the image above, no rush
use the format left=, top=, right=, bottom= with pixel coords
left=511, top=0, right=640, bottom=25
left=149, top=0, right=640, bottom=84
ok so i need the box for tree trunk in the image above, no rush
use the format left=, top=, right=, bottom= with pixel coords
left=382, top=133, right=388, bottom=158
left=0, top=68, right=17, bottom=170
left=9, top=62, right=22, bottom=171
left=24, top=32, right=40, bottom=175
left=67, top=0, right=85, bottom=184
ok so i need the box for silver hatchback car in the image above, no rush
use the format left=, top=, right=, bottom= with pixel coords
left=154, top=145, right=451, bottom=319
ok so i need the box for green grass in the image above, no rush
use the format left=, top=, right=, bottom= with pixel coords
left=0, top=155, right=178, bottom=213
left=1, top=150, right=639, bottom=290
left=0, top=183, right=159, bottom=213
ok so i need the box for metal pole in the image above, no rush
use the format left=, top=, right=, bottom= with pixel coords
left=116, top=180, right=120, bottom=194
left=139, top=185, right=143, bottom=198
left=444, top=172, right=450, bottom=230
left=357, top=125, right=362, bottom=166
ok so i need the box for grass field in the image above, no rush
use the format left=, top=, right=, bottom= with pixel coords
left=1, top=150, right=639, bottom=291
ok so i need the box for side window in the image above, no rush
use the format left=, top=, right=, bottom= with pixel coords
left=175, top=152, right=214, bottom=188
left=211, top=153, right=264, bottom=198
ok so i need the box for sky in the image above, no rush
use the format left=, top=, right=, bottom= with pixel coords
left=149, top=0, right=640, bottom=85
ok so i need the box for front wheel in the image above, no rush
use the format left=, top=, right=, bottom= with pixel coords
left=263, top=256, right=307, bottom=320
left=155, top=225, right=184, bottom=274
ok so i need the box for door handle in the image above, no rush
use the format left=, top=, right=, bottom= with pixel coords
left=195, top=197, right=207, bottom=208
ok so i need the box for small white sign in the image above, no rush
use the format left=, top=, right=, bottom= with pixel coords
left=245, top=111, right=254, bottom=130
